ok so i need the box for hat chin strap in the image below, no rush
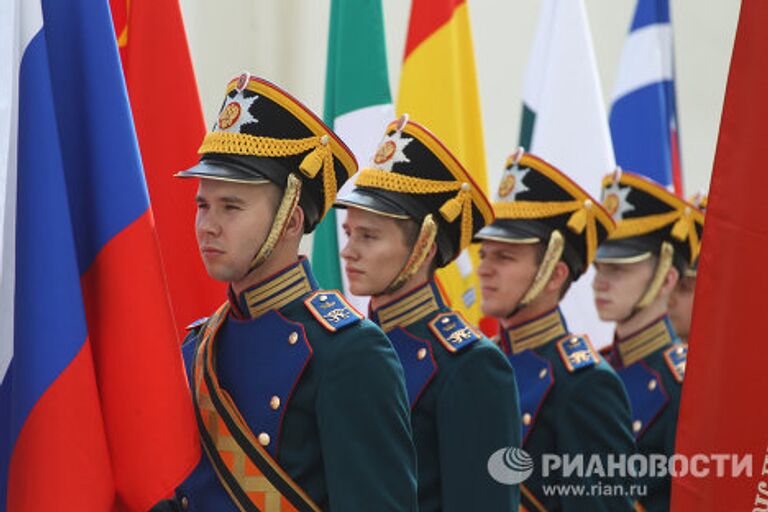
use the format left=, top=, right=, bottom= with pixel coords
left=247, top=174, right=302, bottom=272
left=621, top=241, right=674, bottom=323
left=379, top=214, right=438, bottom=296
left=505, top=230, right=565, bottom=319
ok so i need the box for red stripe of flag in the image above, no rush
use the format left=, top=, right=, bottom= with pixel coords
left=8, top=211, right=200, bottom=512
left=403, top=0, right=465, bottom=59
left=672, top=0, right=768, bottom=508
left=83, top=211, right=200, bottom=510
left=110, top=0, right=224, bottom=333
left=7, top=340, right=114, bottom=511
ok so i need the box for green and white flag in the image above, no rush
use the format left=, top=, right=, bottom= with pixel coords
left=312, top=0, right=394, bottom=313
left=519, top=0, right=615, bottom=347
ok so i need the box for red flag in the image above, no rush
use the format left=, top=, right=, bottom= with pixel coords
left=110, top=0, right=224, bottom=332
left=672, top=1, right=768, bottom=509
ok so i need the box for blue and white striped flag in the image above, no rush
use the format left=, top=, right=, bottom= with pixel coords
left=609, top=0, right=683, bottom=193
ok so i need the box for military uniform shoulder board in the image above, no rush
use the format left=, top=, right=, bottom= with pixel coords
left=185, top=317, right=209, bottom=331
left=304, top=290, right=363, bottom=333
left=663, top=343, right=687, bottom=383
left=428, top=311, right=481, bottom=353
left=556, top=334, right=599, bottom=373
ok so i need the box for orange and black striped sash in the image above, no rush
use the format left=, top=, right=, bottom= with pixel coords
left=520, top=483, right=548, bottom=512
left=193, top=303, right=321, bottom=512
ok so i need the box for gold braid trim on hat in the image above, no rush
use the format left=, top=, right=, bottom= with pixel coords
left=199, top=131, right=337, bottom=214
left=383, top=215, right=438, bottom=295
left=356, top=168, right=474, bottom=252
left=249, top=174, right=302, bottom=271
left=635, top=241, right=674, bottom=310
left=519, top=230, right=565, bottom=307
left=494, top=199, right=600, bottom=266
left=611, top=208, right=701, bottom=265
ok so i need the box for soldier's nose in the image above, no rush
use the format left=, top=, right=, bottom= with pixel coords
left=340, top=242, right=357, bottom=261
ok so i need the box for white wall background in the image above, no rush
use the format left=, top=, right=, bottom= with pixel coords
left=180, top=0, right=740, bottom=247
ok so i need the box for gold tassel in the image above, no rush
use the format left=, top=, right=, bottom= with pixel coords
left=299, top=146, right=326, bottom=178
left=567, top=200, right=599, bottom=266
left=688, top=230, right=700, bottom=264
left=440, top=196, right=463, bottom=222
left=440, top=186, right=470, bottom=223
left=320, top=152, right=337, bottom=216
left=671, top=210, right=690, bottom=241
left=585, top=222, right=597, bottom=267
left=567, top=208, right=587, bottom=233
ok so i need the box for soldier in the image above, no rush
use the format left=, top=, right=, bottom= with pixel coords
left=475, top=150, right=636, bottom=511
left=668, top=193, right=707, bottom=342
left=593, top=170, right=704, bottom=511
left=152, top=74, right=418, bottom=511
left=335, top=115, right=520, bottom=511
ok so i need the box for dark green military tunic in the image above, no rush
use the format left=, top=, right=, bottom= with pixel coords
left=497, top=307, right=636, bottom=511
left=158, top=258, right=418, bottom=511
left=370, top=280, right=521, bottom=512
left=604, top=315, right=687, bottom=512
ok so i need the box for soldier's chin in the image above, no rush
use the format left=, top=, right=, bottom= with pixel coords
left=347, top=279, right=371, bottom=297
left=595, top=304, right=622, bottom=322
left=480, top=299, right=512, bottom=320
left=205, top=264, right=243, bottom=285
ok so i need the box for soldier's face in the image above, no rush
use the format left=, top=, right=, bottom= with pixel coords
left=340, top=207, right=412, bottom=296
left=668, top=274, right=696, bottom=339
left=195, top=179, right=279, bottom=286
left=592, top=259, right=655, bottom=321
left=477, top=241, right=539, bottom=317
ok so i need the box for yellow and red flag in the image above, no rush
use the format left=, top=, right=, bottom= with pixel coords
left=110, top=0, right=224, bottom=333
left=397, top=0, right=489, bottom=326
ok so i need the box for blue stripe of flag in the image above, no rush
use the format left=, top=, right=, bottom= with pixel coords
left=630, top=0, right=670, bottom=31
left=0, top=29, right=89, bottom=509
left=610, top=81, right=677, bottom=187
left=39, top=0, right=150, bottom=275
left=611, top=0, right=680, bottom=190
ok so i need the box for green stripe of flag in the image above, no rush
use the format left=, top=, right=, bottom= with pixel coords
left=312, top=0, right=392, bottom=290
left=518, top=103, right=536, bottom=150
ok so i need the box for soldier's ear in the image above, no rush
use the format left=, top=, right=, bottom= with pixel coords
left=545, top=260, right=570, bottom=293
left=660, top=265, right=680, bottom=298
left=424, top=242, right=438, bottom=270
left=284, top=204, right=305, bottom=239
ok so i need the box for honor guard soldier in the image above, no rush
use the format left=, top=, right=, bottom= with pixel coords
left=593, top=170, right=705, bottom=511
left=335, top=116, right=521, bottom=512
left=668, top=193, right=707, bottom=342
left=475, top=150, right=636, bottom=511
left=152, top=74, right=418, bottom=511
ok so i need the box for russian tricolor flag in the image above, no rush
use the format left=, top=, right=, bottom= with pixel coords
left=609, top=0, right=683, bottom=194
left=0, top=0, right=199, bottom=510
